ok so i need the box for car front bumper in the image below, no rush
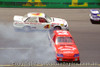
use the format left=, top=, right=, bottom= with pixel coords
left=56, top=57, right=80, bottom=62
left=89, top=14, right=100, bottom=21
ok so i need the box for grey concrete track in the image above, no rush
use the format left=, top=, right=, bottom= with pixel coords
left=0, top=8, right=100, bottom=67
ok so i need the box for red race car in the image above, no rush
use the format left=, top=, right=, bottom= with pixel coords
left=52, top=30, right=80, bottom=63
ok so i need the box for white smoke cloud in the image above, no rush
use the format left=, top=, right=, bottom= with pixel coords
left=0, top=22, right=56, bottom=65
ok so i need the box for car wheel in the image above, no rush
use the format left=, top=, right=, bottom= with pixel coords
left=90, top=19, right=96, bottom=24
left=66, top=28, right=69, bottom=31
left=56, top=60, right=62, bottom=63
left=54, top=26, right=61, bottom=30
left=77, top=60, right=80, bottom=64
left=23, top=26, right=31, bottom=32
left=74, top=60, right=80, bottom=64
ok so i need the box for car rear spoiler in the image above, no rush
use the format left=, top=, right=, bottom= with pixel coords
left=13, top=15, right=23, bottom=22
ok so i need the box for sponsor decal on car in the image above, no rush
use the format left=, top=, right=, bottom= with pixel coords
left=15, top=22, right=41, bottom=24
left=97, top=14, right=100, bottom=16
left=58, top=46, right=76, bottom=50
left=32, top=13, right=43, bottom=16
left=63, top=51, right=74, bottom=53
left=44, top=24, right=50, bottom=29
left=52, top=23, right=59, bottom=25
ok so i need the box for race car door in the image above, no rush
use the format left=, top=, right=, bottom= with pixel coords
left=24, top=17, right=38, bottom=29
left=36, top=17, right=51, bottom=30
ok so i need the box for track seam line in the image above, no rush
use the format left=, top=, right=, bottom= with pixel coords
left=0, top=48, right=31, bottom=49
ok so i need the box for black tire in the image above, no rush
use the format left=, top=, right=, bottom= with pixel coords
left=73, top=60, right=80, bottom=64
left=56, top=60, right=62, bottom=63
left=90, top=19, right=100, bottom=24
left=90, top=19, right=96, bottom=24
left=66, top=28, right=69, bottom=31
left=77, top=60, right=80, bottom=64
left=54, top=26, right=61, bottom=30
left=23, top=26, right=31, bottom=32
left=90, top=19, right=94, bottom=22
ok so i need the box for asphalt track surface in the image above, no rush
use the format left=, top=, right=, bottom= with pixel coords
left=0, top=8, right=100, bottom=67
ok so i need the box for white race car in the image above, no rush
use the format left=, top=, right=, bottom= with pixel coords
left=13, top=12, right=68, bottom=31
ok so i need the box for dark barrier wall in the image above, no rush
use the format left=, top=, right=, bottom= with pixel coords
left=0, top=0, right=100, bottom=8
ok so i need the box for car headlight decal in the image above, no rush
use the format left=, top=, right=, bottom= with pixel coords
left=74, top=54, right=79, bottom=57
left=57, top=54, right=64, bottom=57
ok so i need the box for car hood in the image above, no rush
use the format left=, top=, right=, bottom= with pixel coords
left=56, top=45, right=78, bottom=54
left=51, top=17, right=68, bottom=26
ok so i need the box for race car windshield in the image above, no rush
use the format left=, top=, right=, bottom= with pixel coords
left=45, top=15, right=52, bottom=22
left=56, top=37, right=73, bottom=45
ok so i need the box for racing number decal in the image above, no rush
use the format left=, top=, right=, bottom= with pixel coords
left=44, top=25, right=50, bottom=29
left=57, top=31, right=68, bottom=35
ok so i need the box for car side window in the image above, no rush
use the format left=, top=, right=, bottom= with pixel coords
left=25, top=17, right=38, bottom=23
left=39, top=17, right=47, bottom=23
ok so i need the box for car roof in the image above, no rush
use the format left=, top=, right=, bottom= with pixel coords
left=90, top=9, right=99, bottom=14
left=54, top=30, right=72, bottom=37
left=27, top=12, right=45, bottom=17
